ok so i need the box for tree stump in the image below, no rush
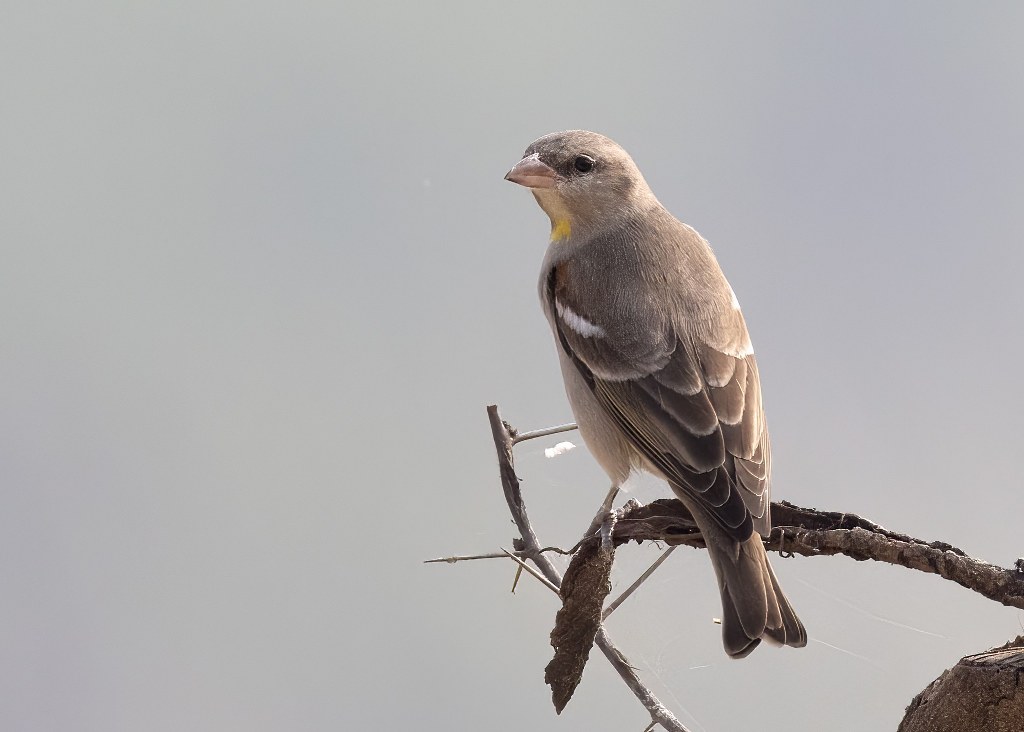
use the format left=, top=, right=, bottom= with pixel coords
left=898, top=636, right=1024, bottom=732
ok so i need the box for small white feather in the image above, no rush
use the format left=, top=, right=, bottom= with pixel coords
left=555, top=300, right=606, bottom=338
left=544, top=441, right=577, bottom=459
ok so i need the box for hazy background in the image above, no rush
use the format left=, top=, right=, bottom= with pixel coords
left=3, top=2, right=1022, bottom=730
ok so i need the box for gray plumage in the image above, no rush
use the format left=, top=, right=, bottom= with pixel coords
left=505, top=130, right=806, bottom=658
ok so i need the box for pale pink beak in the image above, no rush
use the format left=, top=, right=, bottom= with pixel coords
left=504, top=153, right=559, bottom=189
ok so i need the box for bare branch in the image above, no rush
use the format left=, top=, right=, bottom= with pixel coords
left=486, top=407, right=564, bottom=589
left=595, top=628, right=686, bottom=732
left=457, top=410, right=1024, bottom=730
left=612, top=499, right=1024, bottom=611
left=486, top=405, right=690, bottom=732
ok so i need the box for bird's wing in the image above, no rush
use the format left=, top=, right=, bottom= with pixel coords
left=546, top=265, right=771, bottom=541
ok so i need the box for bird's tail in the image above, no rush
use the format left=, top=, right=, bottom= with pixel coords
left=704, top=529, right=807, bottom=659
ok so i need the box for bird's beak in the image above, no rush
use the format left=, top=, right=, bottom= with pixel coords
left=505, top=153, right=559, bottom=189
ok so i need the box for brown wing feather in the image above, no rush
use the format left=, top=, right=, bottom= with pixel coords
left=547, top=268, right=772, bottom=540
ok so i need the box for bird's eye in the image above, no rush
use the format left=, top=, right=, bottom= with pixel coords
left=573, top=155, right=595, bottom=173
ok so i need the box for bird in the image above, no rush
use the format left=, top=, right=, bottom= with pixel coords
left=504, top=130, right=807, bottom=658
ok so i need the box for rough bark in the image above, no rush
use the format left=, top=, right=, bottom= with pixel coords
left=898, top=636, right=1024, bottom=732
left=545, top=535, right=614, bottom=713
left=612, top=499, right=1024, bottom=611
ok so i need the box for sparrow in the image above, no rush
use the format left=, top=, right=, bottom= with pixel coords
left=505, top=130, right=806, bottom=658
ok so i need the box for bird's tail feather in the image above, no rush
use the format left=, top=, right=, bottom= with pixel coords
left=706, top=531, right=807, bottom=658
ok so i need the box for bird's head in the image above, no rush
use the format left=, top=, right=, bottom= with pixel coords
left=505, top=130, right=655, bottom=241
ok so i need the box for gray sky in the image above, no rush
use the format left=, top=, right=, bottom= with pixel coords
left=2, top=2, right=1022, bottom=730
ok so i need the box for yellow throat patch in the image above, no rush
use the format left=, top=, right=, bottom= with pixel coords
left=550, top=219, right=572, bottom=242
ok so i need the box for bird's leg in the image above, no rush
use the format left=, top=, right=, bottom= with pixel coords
left=579, top=484, right=620, bottom=542
left=599, top=484, right=620, bottom=514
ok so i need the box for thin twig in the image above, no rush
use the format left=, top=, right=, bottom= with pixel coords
left=424, top=552, right=509, bottom=564
left=604, top=546, right=678, bottom=619
left=424, top=545, right=575, bottom=564
left=502, top=548, right=561, bottom=596
left=511, top=421, right=578, bottom=445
